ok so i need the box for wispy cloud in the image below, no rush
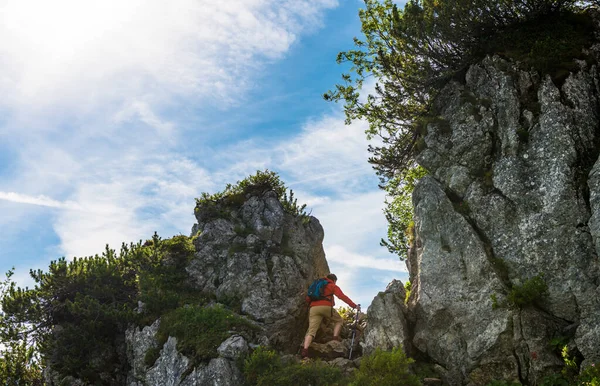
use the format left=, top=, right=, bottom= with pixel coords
left=278, top=114, right=374, bottom=191
left=326, top=245, right=406, bottom=272
left=0, top=192, right=83, bottom=210
left=0, top=0, right=339, bottom=115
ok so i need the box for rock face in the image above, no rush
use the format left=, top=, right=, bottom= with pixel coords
left=188, top=190, right=329, bottom=351
left=126, top=322, right=246, bottom=386
left=362, top=280, right=410, bottom=356
left=367, top=55, right=600, bottom=385
left=123, top=190, right=330, bottom=386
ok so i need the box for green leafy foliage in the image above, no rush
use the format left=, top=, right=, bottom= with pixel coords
left=337, top=306, right=357, bottom=324
left=491, top=275, right=548, bottom=310
left=350, top=347, right=420, bottom=386
left=404, top=280, right=411, bottom=304
left=579, top=363, right=600, bottom=385
left=485, top=381, right=521, bottom=386
left=380, top=165, right=427, bottom=260
left=243, top=346, right=283, bottom=385
left=243, top=347, right=344, bottom=386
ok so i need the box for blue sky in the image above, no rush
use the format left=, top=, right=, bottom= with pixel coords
left=0, top=0, right=408, bottom=308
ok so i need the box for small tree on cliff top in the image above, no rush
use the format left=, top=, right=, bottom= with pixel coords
left=325, top=0, right=597, bottom=183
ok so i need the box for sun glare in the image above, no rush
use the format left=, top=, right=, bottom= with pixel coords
left=2, top=0, right=140, bottom=57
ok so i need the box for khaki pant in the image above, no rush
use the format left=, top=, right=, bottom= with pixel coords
left=305, top=306, right=343, bottom=337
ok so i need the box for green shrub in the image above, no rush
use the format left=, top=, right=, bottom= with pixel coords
left=157, top=304, right=257, bottom=365
left=256, top=361, right=343, bottom=386
left=244, top=347, right=344, bottom=386
left=136, top=234, right=203, bottom=323
left=350, top=347, right=420, bottom=386
left=506, top=275, right=547, bottom=308
left=0, top=232, right=210, bottom=384
left=579, top=363, right=600, bottom=385
left=540, top=373, right=570, bottom=386
left=243, top=347, right=283, bottom=385
left=195, top=170, right=307, bottom=219
left=144, top=346, right=161, bottom=367
left=486, top=381, right=521, bottom=386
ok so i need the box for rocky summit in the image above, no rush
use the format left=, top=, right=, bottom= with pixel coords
left=364, top=54, right=600, bottom=385
left=124, top=190, right=331, bottom=385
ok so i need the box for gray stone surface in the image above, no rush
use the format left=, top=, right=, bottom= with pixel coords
left=187, top=190, right=329, bottom=352
left=217, top=335, right=248, bottom=360
left=367, top=55, right=600, bottom=384
left=123, top=190, right=331, bottom=385
left=362, top=280, right=410, bottom=356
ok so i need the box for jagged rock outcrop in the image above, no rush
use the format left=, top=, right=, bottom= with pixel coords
left=127, top=321, right=246, bottom=386
left=124, top=190, right=330, bottom=385
left=362, top=280, right=410, bottom=356
left=188, top=190, right=329, bottom=351
left=367, top=55, right=600, bottom=385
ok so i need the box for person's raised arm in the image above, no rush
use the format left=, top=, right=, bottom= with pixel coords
left=333, top=285, right=359, bottom=310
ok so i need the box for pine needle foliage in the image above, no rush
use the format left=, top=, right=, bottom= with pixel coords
left=0, top=234, right=200, bottom=385
left=195, top=170, right=309, bottom=220
left=0, top=270, right=43, bottom=385
left=325, top=0, right=598, bottom=184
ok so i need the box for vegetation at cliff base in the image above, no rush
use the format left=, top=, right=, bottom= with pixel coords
left=243, top=346, right=419, bottom=386
left=244, top=346, right=343, bottom=386
left=153, top=304, right=258, bottom=366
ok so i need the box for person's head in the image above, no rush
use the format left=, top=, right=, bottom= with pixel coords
left=326, top=273, right=337, bottom=283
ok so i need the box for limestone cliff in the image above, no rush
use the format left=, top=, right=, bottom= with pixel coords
left=365, top=55, right=600, bottom=385
left=125, top=190, right=330, bottom=386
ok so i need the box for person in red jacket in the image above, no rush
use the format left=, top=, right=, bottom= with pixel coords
left=301, top=273, right=360, bottom=358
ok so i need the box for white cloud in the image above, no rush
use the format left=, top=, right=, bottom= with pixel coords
left=311, top=190, right=387, bottom=250
left=0, top=0, right=406, bottom=309
left=0, top=191, right=83, bottom=210
left=114, top=100, right=176, bottom=139
left=278, top=114, right=374, bottom=191
left=326, top=245, right=406, bottom=273
left=52, top=154, right=214, bottom=258
left=0, top=0, right=339, bottom=115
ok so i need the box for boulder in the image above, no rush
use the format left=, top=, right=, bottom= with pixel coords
left=308, top=340, right=349, bottom=360
left=362, top=280, right=410, bottom=356
left=217, top=335, right=248, bottom=361
left=123, top=189, right=332, bottom=385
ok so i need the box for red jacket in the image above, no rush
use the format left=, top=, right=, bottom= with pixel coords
left=306, top=278, right=358, bottom=309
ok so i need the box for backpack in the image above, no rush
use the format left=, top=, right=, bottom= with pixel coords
left=307, top=278, right=331, bottom=302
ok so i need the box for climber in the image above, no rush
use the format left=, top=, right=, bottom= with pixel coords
left=301, top=273, right=360, bottom=358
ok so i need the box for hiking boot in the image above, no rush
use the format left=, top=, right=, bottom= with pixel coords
left=301, top=348, right=309, bottom=358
